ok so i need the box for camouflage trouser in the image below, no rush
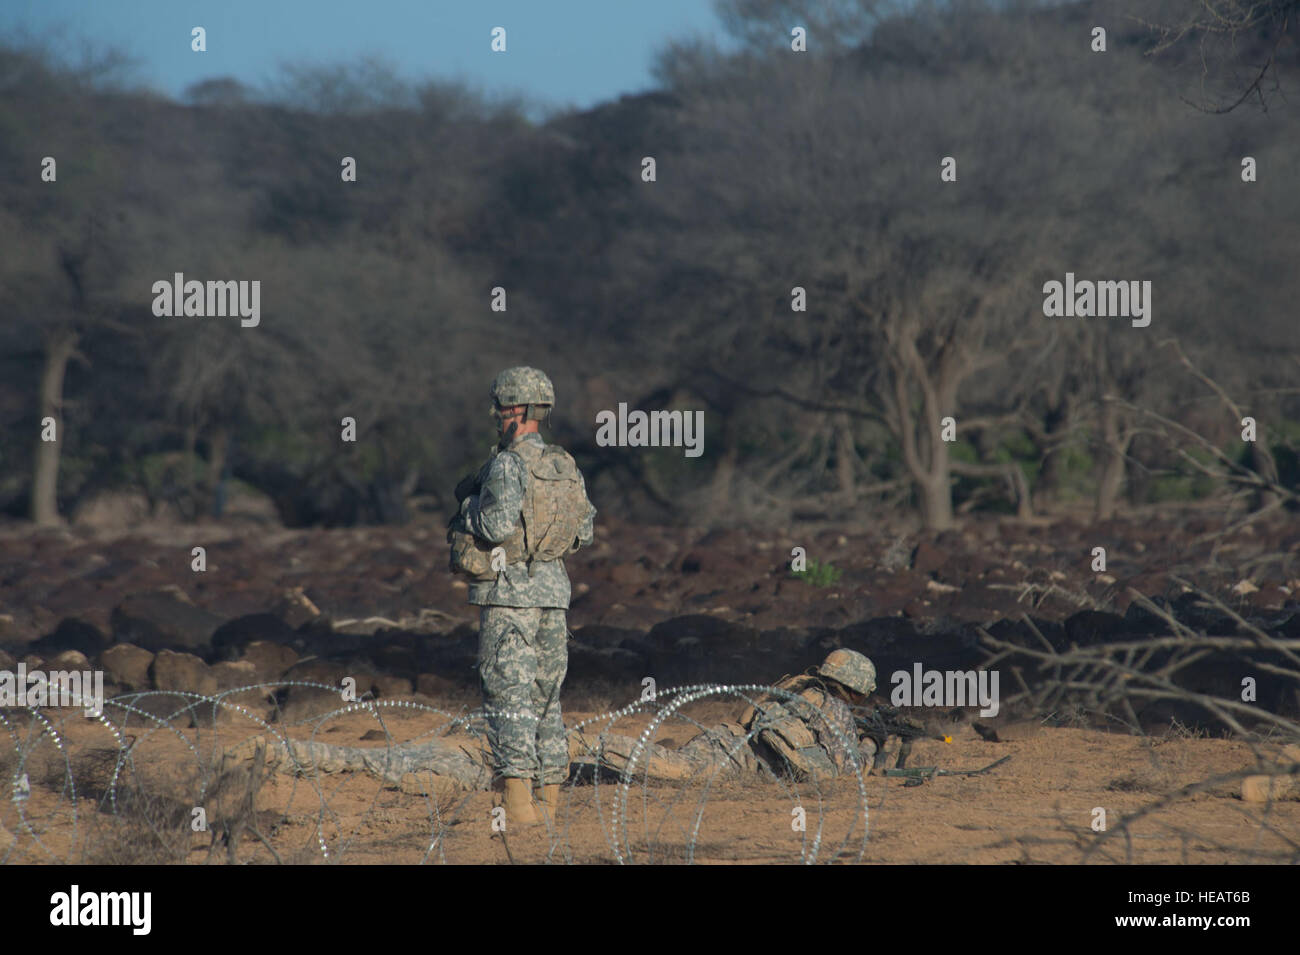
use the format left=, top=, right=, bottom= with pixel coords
left=478, top=606, right=569, bottom=785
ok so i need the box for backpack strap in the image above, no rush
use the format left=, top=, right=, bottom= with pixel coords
left=504, top=440, right=543, bottom=574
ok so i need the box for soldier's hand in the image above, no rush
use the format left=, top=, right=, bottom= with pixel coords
left=453, top=473, right=479, bottom=503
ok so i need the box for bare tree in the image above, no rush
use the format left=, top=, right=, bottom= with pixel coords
left=712, top=0, right=901, bottom=51
left=1137, top=0, right=1300, bottom=112
left=640, top=34, right=1066, bottom=528
left=0, top=210, right=137, bottom=524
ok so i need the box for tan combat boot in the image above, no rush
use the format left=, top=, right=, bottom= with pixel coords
left=535, top=783, right=561, bottom=822
left=502, top=777, right=541, bottom=828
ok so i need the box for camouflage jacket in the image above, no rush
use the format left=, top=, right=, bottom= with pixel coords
left=740, top=674, right=873, bottom=777
left=461, top=433, right=596, bottom=609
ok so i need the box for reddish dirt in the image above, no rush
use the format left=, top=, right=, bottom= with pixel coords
left=1, top=502, right=1296, bottom=646
left=1, top=504, right=1297, bottom=865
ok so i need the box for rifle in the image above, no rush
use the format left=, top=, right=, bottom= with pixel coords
left=853, top=704, right=954, bottom=770
left=448, top=463, right=490, bottom=533
left=884, top=754, right=1012, bottom=787
left=453, top=471, right=481, bottom=506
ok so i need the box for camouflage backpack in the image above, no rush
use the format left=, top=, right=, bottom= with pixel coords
left=448, top=440, right=587, bottom=579
left=740, top=675, right=859, bottom=779
left=447, top=516, right=526, bottom=581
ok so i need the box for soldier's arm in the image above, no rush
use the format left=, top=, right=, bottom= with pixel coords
left=461, top=452, right=526, bottom=543
left=574, top=471, right=596, bottom=550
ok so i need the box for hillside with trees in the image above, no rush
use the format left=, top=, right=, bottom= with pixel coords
left=1, top=0, right=1297, bottom=530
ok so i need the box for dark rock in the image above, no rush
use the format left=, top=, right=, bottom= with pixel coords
left=150, top=649, right=217, bottom=695
left=368, top=641, right=419, bottom=675
left=210, top=660, right=258, bottom=692
left=111, top=591, right=223, bottom=653
left=32, top=618, right=109, bottom=657
left=211, top=613, right=299, bottom=658
left=1123, top=596, right=1174, bottom=636
left=911, top=540, right=951, bottom=576
left=369, top=674, right=414, bottom=698
left=570, top=625, right=641, bottom=649
left=415, top=623, right=479, bottom=675
left=274, top=658, right=357, bottom=715
left=816, top=617, right=917, bottom=656
left=636, top=615, right=766, bottom=684
left=758, top=627, right=816, bottom=657
left=826, top=616, right=980, bottom=679
left=281, top=657, right=352, bottom=689
left=1026, top=617, right=1065, bottom=649
left=296, top=619, right=374, bottom=658
left=47, top=649, right=91, bottom=671
left=1063, top=610, right=1132, bottom=647
left=1170, top=593, right=1239, bottom=634
left=645, top=614, right=760, bottom=649
left=1135, top=699, right=1229, bottom=736
left=417, top=672, right=462, bottom=697
left=239, top=640, right=299, bottom=683
left=567, top=643, right=646, bottom=685
left=594, top=604, right=664, bottom=632
left=981, top=617, right=1030, bottom=644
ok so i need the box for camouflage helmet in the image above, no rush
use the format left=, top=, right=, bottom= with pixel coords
left=490, top=366, right=555, bottom=421
left=817, top=648, right=876, bottom=695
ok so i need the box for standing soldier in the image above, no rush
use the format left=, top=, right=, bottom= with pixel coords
left=448, top=367, right=596, bottom=827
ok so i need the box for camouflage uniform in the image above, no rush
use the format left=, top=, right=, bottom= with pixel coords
left=462, top=431, right=596, bottom=785
left=740, top=674, right=877, bottom=778
left=570, top=670, right=879, bottom=782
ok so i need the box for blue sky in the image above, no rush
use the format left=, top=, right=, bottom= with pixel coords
left=1, top=0, right=726, bottom=110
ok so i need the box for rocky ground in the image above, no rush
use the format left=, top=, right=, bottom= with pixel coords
left=0, top=500, right=1297, bottom=864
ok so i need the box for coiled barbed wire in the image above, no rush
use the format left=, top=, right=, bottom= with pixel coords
left=2, top=678, right=871, bottom=865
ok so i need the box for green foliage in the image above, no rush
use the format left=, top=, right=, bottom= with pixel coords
left=1148, top=473, right=1220, bottom=502
left=1267, top=419, right=1300, bottom=444
left=991, top=430, right=1041, bottom=482
left=130, top=451, right=210, bottom=501
left=1145, top=446, right=1220, bottom=502
left=948, top=438, right=980, bottom=464
left=950, top=432, right=1039, bottom=513
left=1050, top=439, right=1097, bottom=501
left=791, top=558, right=842, bottom=588
left=246, top=426, right=318, bottom=470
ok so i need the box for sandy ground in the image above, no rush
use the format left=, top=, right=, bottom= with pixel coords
left=3, top=696, right=1296, bottom=865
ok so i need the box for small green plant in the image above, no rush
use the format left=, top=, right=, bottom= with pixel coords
left=791, top=558, right=842, bottom=587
